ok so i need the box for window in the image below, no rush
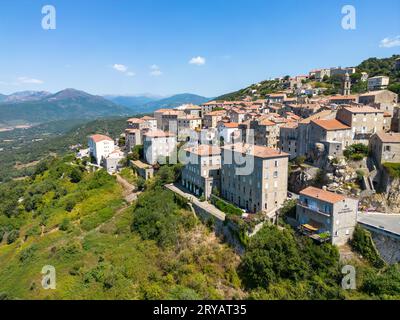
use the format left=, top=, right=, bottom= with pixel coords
left=273, top=171, right=278, bottom=178
left=385, top=146, right=391, bottom=152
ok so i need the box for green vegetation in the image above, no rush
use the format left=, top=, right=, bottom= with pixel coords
left=131, top=187, right=196, bottom=247
left=0, top=156, right=243, bottom=300
left=351, top=226, right=386, bottom=269
left=239, top=225, right=344, bottom=299
left=383, top=162, right=400, bottom=179
left=344, top=143, right=369, bottom=161
left=358, top=54, right=400, bottom=93
left=211, top=195, right=243, bottom=216
left=216, top=79, right=286, bottom=101
left=0, top=116, right=147, bottom=182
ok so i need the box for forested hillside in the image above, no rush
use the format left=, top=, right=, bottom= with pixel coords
left=0, top=155, right=399, bottom=300
left=0, top=117, right=141, bottom=182
left=0, top=156, right=243, bottom=299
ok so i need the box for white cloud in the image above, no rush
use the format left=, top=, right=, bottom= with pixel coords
left=112, top=63, right=135, bottom=77
left=189, top=56, right=206, bottom=66
left=150, top=64, right=162, bottom=76
left=379, top=35, right=400, bottom=48
left=17, top=77, right=44, bottom=84
left=113, top=64, right=128, bottom=72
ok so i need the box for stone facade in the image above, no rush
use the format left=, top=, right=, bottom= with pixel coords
left=181, top=145, right=221, bottom=199
left=220, top=144, right=289, bottom=215
left=370, top=132, right=400, bottom=165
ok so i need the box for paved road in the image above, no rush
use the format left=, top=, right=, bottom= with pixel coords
left=357, top=212, right=400, bottom=236
left=165, top=184, right=226, bottom=221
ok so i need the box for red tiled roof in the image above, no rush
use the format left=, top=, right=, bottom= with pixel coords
left=300, top=186, right=345, bottom=204
left=127, top=118, right=145, bottom=123
left=312, top=119, right=350, bottom=131
left=343, top=106, right=384, bottom=114
left=221, top=143, right=288, bottom=159
left=223, top=122, right=239, bottom=128
left=185, top=145, right=221, bottom=157
left=89, top=134, right=113, bottom=143
left=375, top=132, right=400, bottom=143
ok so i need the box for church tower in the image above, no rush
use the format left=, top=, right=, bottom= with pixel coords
left=342, top=72, right=351, bottom=96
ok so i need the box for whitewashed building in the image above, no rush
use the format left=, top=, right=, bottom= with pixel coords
left=88, top=134, right=115, bottom=165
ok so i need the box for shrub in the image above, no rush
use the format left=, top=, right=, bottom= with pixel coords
left=383, top=162, right=400, bottom=179
left=211, top=195, right=242, bottom=216
left=344, top=144, right=369, bottom=161
left=351, top=225, right=385, bottom=268
left=7, top=229, right=19, bottom=244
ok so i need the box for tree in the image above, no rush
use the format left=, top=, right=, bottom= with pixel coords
left=131, top=145, right=144, bottom=161
left=69, top=168, right=83, bottom=183
left=239, top=226, right=307, bottom=289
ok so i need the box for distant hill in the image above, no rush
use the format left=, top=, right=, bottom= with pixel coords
left=139, top=93, right=210, bottom=112
left=0, top=91, right=51, bottom=103
left=215, top=54, right=400, bottom=100
left=103, top=95, right=160, bottom=109
left=0, top=89, right=131, bottom=126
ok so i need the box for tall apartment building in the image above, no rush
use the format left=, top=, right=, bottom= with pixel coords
left=181, top=145, right=221, bottom=199
left=296, top=186, right=358, bottom=245
left=143, top=130, right=177, bottom=165
left=125, top=129, right=142, bottom=152
left=279, top=122, right=299, bottom=160
left=220, top=143, right=289, bottom=216
left=336, top=106, right=385, bottom=144
left=250, top=119, right=280, bottom=148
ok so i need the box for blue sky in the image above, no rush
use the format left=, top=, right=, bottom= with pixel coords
left=0, top=0, right=399, bottom=97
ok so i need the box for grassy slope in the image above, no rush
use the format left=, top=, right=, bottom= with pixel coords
left=0, top=158, right=243, bottom=300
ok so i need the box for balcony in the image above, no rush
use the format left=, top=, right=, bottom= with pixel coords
left=297, top=222, right=331, bottom=243
left=298, top=201, right=331, bottom=217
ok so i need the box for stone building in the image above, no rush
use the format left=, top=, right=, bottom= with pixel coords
left=358, top=90, right=398, bottom=115
left=250, top=119, right=280, bottom=148
left=220, top=143, right=289, bottom=217
left=370, top=132, right=400, bottom=165
left=125, top=129, right=142, bottom=152
left=279, top=122, right=299, bottom=160
left=143, top=130, right=177, bottom=165
left=296, top=186, right=358, bottom=245
left=309, top=119, right=353, bottom=158
left=181, top=145, right=221, bottom=199
left=203, top=110, right=226, bottom=128
left=368, top=76, right=390, bottom=91
left=336, top=106, right=385, bottom=144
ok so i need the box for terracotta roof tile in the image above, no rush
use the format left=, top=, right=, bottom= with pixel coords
left=89, top=134, right=113, bottom=143
left=312, top=119, right=350, bottom=131
left=300, top=186, right=345, bottom=204
left=221, top=143, right=288, bottom=159
left=185, top=145, right=221, bottom=157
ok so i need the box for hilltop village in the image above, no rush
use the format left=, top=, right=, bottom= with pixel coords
left=82, top=61, right=400, bottom=261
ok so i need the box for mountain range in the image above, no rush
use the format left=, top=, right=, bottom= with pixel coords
left=0, top=89, right=211, bottom=128
left=104, top=93, right=211, bottom=113
left=0, top=89, right=131, bottom=127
